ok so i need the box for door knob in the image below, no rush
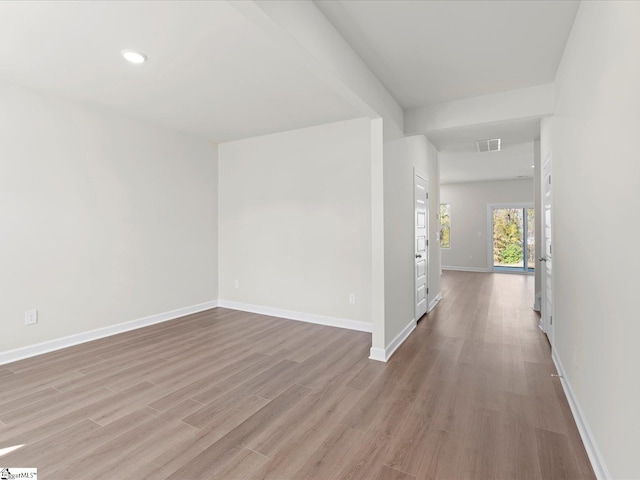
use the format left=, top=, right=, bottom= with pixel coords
left=416, top=254, right=422, bottom=259
left=538, top=257, right=547, bottom=262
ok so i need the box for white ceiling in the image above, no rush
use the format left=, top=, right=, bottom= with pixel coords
left=315, top=0, right=580, bottom=109
left=440, top=142, right=535, bottom=184
left=315, top=0, right=575, bottom=184
left=429, top=118, right=541, bottom=153
left=434, top=119, right=540, bottom=183
left=0, top=0, right=577, bottom=184
left=0, top=1, right=360, bottom=142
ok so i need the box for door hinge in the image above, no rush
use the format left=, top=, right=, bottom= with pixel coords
left=550, top=244, right=552, bottom=254
left=549, top=175, right=552, bottom=185
left=426, top=239, right=429, bottom=246
left=550, top=315, right=553, bottom=325
left=427, top=288, right=429, bottom=294
left=426, top=193, right=429, bottom=199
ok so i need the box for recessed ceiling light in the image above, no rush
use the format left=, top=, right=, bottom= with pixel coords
left=121, top=49, right=147, bottom=64
left=531, top=165, right=535, bottom=168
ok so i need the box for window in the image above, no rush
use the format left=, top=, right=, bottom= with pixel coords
left=439, top=204, right=451, bottom=249
left=491, top=206, right=534, bottom=272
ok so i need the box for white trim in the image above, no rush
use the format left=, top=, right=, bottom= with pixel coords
left=534, top=293, right=542, bottom=312
left=428, top=292, right=443, bottom=313
left=552, top=350, right=610, bottom=480
left=369, top=318, right=416, bottom=362
left=217, top=300, right=372, bottom=333
left=368, top=347, right=386, bottom=362
left=493, top=269, right=534, bottom=276
left=442, top=266, right=490, bottom=273
left=541, top=152, right=554, bottom=347
left=386, top=319, right=416, bottom=360
left=0, top=300, right=220, bottom=366
left=414, top=168, right=429, bottom=322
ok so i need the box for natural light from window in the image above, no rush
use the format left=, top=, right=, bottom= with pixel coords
left=439, top=204, right=451, bottom=249
left=0, top=444, right=25, bottom=457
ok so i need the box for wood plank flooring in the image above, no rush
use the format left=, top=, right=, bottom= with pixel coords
left=0, top=271, right=594, bottom=479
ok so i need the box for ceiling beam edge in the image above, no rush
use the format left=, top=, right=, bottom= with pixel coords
left=404, top=83, right=555, bottom=135
left=228, top=0, right=404, bottom=139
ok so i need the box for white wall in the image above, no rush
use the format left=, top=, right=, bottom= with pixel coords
left=533, top=139, right=542, bottom=302
left=0, top=81, right=218, bottom=354
left=540, top=116, right=552, bottom=163
left=370, top=119, right=386, bottom=351
left=438, top=141, right=535, bottom=184
left=551, top=2, right=640, bottom=477
left=218, top=118, right=372, bottom=327
left=230, top=0, right=405, bottom=353
left=440, top=179, right=533, bottom=271
left=383, top=135, right=440, bottom=346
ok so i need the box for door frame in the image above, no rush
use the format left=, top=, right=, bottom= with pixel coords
left=487, top=203, right=535, bottom=274
left=541, top=153, right=554, bottom=345
left=414, top=169, right=429, bottom=321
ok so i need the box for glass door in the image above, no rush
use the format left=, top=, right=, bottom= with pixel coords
left=491, top=206, right=534, bottom=272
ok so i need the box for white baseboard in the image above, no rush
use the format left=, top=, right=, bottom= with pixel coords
left=441, top=266, right=490, bottom=273
left=368, top=347, right=386, bottom=362
left=0, top=300, right=219, bottom=366
left=217, top=300, right=372, bottom=333
left=552, top=350, right=610, bottom=480
left=369, top=318, right=416, bottom=363
left=493, top=269, right=534, bottom=276
left=428, top=292, right=443, bottom=313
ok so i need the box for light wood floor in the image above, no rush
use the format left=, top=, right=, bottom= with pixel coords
left=0, top=271, right=594, bottom=479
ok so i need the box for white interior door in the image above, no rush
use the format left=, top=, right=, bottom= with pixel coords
left=415, top=172, right=428, bottom=320
left=541, top=155, right=554, bottom=345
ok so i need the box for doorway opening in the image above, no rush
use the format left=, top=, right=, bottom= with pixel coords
left=489, top=204, right=534, bottom=273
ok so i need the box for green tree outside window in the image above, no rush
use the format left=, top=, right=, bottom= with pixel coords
left=440, top=204, right=451, bottom=249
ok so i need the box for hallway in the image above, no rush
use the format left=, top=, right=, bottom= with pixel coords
left=395, top=270, right=595, bottom=478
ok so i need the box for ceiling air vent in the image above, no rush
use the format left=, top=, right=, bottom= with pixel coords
left=476, top=138, right=501, bottom=153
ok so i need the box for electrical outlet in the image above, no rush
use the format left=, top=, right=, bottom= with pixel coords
left=25, top=309, right=38, bottom=325
left=349, top=293, right=356, bottom=304
left=234, top=280, right=240, bottom=289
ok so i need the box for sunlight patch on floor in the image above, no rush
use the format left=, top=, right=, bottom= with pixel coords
left=0, top=444, right=25, bottom=457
